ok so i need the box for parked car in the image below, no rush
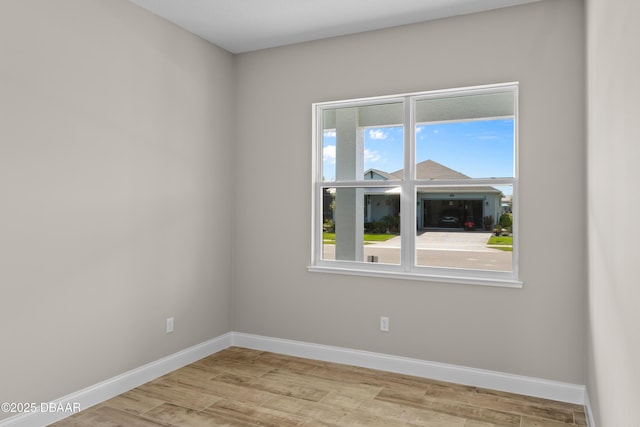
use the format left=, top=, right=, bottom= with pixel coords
left=439, top=209, right=460, bottom=227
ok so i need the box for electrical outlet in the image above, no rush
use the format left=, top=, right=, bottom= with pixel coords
left=166, top=317, right=174, bottom=333
left=380, top=316, right=389, bottom=332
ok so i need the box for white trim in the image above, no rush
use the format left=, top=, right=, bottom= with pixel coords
left=584, top=390, right=597, bottom=427
left=310, top=104, right=319, bottom=268
left=402, top=94, right=414, bottom=273
left=232, top=333, right=584, bottom=405
left=307, top=265, right=524, bottom=288
left=0, top=331, right=587, bottom=426
left=312, top=82, right=519, bottom=108
left=311, top=83, right=521, bottom=285
left=0, top=333, right=232, bottom=427
left=511, top=84, right=520, bottom=279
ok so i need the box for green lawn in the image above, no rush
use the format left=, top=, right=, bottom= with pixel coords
left=487, top=235, right=513, bottom=251
left=323, top=233, right=395, bottom=244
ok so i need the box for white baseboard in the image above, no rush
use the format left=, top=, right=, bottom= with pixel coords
left=232, top=332, right=587, bottom=405
left=0, top=333, right=232, bottom=427
left=584, top=390, right=596, bottom=427
left=1, top=331, right=588, bottom=427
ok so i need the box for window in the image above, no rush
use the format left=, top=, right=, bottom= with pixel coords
left=310, top=83, right=520, bottom=287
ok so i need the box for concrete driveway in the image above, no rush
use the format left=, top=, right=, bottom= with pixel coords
left=374, top=229, right=496, bottom=251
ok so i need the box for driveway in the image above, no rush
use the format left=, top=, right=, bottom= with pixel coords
left=373, top=229, right=497, bottom=251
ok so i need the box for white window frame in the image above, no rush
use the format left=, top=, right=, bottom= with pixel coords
left=309, top=83, right=522, bottom=288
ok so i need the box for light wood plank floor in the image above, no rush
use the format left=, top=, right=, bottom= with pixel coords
left=50, top=347, right=586, bottom=427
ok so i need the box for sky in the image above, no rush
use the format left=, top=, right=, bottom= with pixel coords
left=322, top=118, right=514, bottom=182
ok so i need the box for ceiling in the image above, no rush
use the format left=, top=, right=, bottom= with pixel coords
left=128, top=0, right=542, bottom=54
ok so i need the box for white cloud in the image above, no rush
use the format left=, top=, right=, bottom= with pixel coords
left=324, top=130, right=336, bottom=138
left=364, top=149, right=381, bottom=163
left=477, top=131, right=501, bottom=141
left=323, top=145, right=336, bottom=164
left=368, top=129, right=388, bottom=140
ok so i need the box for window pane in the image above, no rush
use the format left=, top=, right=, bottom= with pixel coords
left=415, top=91, right=515, bottom=179
left=415, top=91, right=515, bottom=122
left=321, top=102, right=404, bottom=182
left=415, top=119, right=514, bottom=179
left=321, top=187, right=400, bottom=265
left=415, top=185, right=513, bottom=272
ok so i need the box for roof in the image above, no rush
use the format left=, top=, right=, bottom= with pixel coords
left=391, top=159, right=471, bottom=180
left=366, top=160, right=502, bottom=194
left=364, top=168, right=399, bottom=181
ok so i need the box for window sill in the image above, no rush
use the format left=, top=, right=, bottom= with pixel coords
left=307, top=265, right=524, bottom=288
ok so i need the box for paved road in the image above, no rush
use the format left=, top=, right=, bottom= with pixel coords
left=323, top=230, right=512, bottom=271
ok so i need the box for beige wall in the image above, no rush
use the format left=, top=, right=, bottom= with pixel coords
left=0, top=0, right=235, bottom=415
left=587, top=0, right=640, bottom=425
left=234, top=0, right=587, bottom=384
left=1, top=0, right=595, bottom=418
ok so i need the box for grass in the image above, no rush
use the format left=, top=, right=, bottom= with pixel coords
left=323, top=232, right=396, bottom=244
left=487, top=235, right=513, bottom=251
left=487, top=236, right=512, bottom=245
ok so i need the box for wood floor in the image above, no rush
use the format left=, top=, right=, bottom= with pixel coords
left=50, top=347, right=587, bottom=427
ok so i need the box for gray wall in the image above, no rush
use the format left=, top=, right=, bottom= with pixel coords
left=0, top=0, right=235, bottom=415
left=587, top=0, right=640, bottom=425
left=234, top=0, right=587, bottom=384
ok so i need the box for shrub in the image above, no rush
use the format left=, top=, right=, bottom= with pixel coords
left=381, top=215, right=400, bottom=232
left=499, top=213, right=512, bottom=229
left=323, top=219, right=335, bottom=233
left=483, top=215, right=494, bottom=229
left=365, top=221, right=387, bottom=234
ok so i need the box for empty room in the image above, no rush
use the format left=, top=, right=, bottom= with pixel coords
left=1, top=0, right=637, bottom=426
